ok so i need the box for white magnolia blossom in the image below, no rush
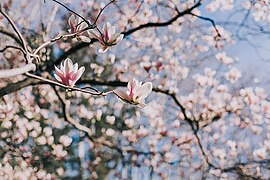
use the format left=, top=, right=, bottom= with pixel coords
left=88, top=22, right=124, bottom=53
left=54, top=58, right=85, bottom=88
left=68, top=15, right=91, bottom=42
left=113, top=78, right=152, bottom=108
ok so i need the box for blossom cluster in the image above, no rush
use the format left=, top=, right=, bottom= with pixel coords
left=68, top=15, right=124, bottom=53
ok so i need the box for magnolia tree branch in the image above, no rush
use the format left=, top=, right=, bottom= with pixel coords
left=188, top=12, right=221, bottom=38
left=50, top=0, right=91, bottom=27
left=0, top=73, right=215, bottom=168
left=0, top=8, right=28, bottom=56
left=0, top=45, right=26, bottom=54
left=0, top=27, right=23, bottom=46
left=1, top=75, right=269, bottom=176
left=122, top=0, right=202, bottom=37
left=52, top=87, right=134, bottom=157
left=25, top=73, right=108, bottom=96
left=0, top=64, right=36, bottom=79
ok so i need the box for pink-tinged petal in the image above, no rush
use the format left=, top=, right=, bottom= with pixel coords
left=109, top=33, right=122, bottom=45
left=54, top=74, right=63, bottom=83
left=73, top=63, right=78, bottom=72
left=110, top=26, right=116, bottom=37
left=93, top=41, right=103, bottom=48
left=127, top=78, right=139, bottom=97
left=134, top=82, right=152, bottom=100
left=68, top=79, right=75, bottom=87
left=79, top=35, right=91, bottom=43
left=54, top=66, right=63, bottom=76
left=74, top=66, right=85, bottom=82
left=88, top=29, right=100, bottom=40
left=106, top=22, right=114, bottom=41
left=103, top=22, right=109, bottom=41
left=68, top=15, right=76, bottom=33
left=65, top=58, right=74, bottom=74
left=115, top=34, right=124, bottom=43
left=113, top=89, right=131, bottom=101
left=60, top=62, right=64, bottom=71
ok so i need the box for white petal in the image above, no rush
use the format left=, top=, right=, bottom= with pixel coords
left=79, top=35, right=91, bottom=43
left=54, top=66, right=63, bottom=76
left=113, top=89, right=130, bottom=101
left=73, top=63, right=78, bottom=72
left=134, top=82, right=152, bottom=100
left=115, top=34, right=124, bottom=43
left=68, top=79, right=75, bottom=87
left=74, top=66, right=85, bottom=82
left=60, top=62, right=64, bottom=71
left=77, top=21, right=88, bottom=31
left=110, top=33, right=123, bottom=44
left=106, top=22, right=114, bottom=40
left=54, top=74, right=63, bottom=83
left=88, top=29, right=100, bottom=39
left=128, top=78, right=139, bottom=93
left=68, top=15, right=76, bottom=33
left=68, top=15, right=76, bottom=25
left=65, top=58, right=74, bottom=73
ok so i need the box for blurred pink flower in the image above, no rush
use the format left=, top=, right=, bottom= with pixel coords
left=88, top=22, right=124, bottom=53
left=54, top=58, right=85, bottom=87
left=113, top=78, right=152, bottom=108
left=68, top=15, right=91, bottom=42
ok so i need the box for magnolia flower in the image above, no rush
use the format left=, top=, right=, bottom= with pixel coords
left=54, top=58, right=85, bottom=87
left=88, top=22, right=124, bottom=53
left=113, top=78, right=152, bottom=108
left=68, top=15, right=91, bottom=42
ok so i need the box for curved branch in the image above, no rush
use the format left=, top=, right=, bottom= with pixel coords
left=0, top=27, right=23, bottom=46
left=0, top=8, right=28, bottom=53
left=188, top=12, right=221, bottom=38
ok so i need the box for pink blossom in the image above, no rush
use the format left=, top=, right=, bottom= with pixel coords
left=88, top=22, right=124, bottom=53
left=59, top=135, right=72, bottom=147
left=113, top=78, right=152, bottom=108
left=68, top=15, right=91, bottom=42
left=54, top=58, right=85, bottom=87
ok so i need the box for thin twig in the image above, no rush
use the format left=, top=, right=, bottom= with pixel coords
left=25, top=72, right=108, bottom=96
left=0, top=45, right=26, bottom=54
left=0, top=8, right=28, bottom=54
left=50, top=0, right=91, bottom=27
left=189, top=12, right=221, bottom=38
left=93, top=0, right=116, bottom=25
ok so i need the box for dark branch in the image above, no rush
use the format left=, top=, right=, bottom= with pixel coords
left=123, top=0, right=201, bottom=37
left=189, top=12, right=221, bottom=38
